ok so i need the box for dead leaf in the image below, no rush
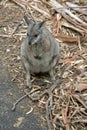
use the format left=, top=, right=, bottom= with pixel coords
left=13, top=117, right=24, bottom=128
left=75, top=82, right=87, bottom=92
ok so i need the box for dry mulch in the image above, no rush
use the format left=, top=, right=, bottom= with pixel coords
left=0, top=0, right=87, bottom=130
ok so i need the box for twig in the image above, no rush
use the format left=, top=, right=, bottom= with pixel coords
left=62, top=22, right=83, bottom=35
left=27, top=6, right=35, bottom=21
left=24, top=78, right=62, bottom=102
left=12, top=88, right=41, bottom=110
left=46, top=96, right=53, bottom=130
left=28, top=4, right=51, bottom=19
left=12, top=23, right=21, bottom=35
left=0, top=34, right=10, bottom=38
left=62, top=98, right=71, bottom=130
left=73, top=94, right=87, bottom=109
left=11, top=0, right=26, bottom=9
left=12, top=94, right=27, bottom=111
left=80, top=109, right=87, bottom=116
left=73, top=119, right=87, bottom=123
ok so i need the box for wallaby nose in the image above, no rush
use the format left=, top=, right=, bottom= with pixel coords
left=28, top=37, right=32, bottom=45
left=29, top=40, right=31, bottom=45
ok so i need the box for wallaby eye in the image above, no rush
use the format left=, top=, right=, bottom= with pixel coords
left=27, top=33, right=30, bottom=37
left=34, top=34, right=38, bottom=37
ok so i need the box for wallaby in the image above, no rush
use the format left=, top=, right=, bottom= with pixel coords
left=21, top=15, right=60, bottom=88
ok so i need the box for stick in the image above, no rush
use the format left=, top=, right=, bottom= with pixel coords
left=11, top=0, right=26, bottom=9
left=0, top=34, right=10, bottom=38
left=73, top=95, right=87, bottom=109
left=12, top=94, right=27, bottom=111
left=12, top=23, right=21, bottom=35
left=46, top=95, right=53, bottom=130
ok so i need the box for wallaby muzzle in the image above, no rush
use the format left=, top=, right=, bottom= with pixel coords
left=34, top=56, right=42, bottom=60
left=28, top=37, right=33, bottom=45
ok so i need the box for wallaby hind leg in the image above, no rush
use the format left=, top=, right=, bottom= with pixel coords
left=49, top=56, right=59, bottom=81
left=26, top=71, right=31, bottom=88
left=49, top=69, right=55, bottom=81
left=21, top=57, right=32, bottom=88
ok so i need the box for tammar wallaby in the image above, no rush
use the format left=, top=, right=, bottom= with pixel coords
left=21, top=15, right=60, bottom=88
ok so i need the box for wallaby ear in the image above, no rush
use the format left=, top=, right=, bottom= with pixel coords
left=38, top=20, right=46, bottom=28
left=24, top=15, right=33, bottom=25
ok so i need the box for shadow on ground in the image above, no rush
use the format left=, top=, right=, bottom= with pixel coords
left=0, top=61, right=44, bottom=130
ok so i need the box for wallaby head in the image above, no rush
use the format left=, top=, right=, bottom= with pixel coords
left=24, top=16, right=45, bottom=46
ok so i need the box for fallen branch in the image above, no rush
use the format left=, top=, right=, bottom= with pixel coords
left=47, top=0, right=87, bottom=25
left=66, top=2, right=87, bottom=15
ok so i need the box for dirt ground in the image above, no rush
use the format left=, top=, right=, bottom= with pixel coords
left=0, top=60, right=45, bottom=130
left=0, top=0, right=87, bottom=130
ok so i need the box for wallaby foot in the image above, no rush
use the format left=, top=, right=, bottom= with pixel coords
left=26, top=81, right=32, bottom=89
left=26, top=73, right=32, bottom=89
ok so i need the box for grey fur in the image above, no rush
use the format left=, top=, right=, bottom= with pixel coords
left=21, top=16, right=60, bottom=88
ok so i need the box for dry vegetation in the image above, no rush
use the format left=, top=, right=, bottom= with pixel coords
left=0, top=0, right=87, bottom=130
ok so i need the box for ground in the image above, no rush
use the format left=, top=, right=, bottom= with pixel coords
left=0, top=1, right=87, bottom=130
left=0, top=60, right=45, bottom=130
